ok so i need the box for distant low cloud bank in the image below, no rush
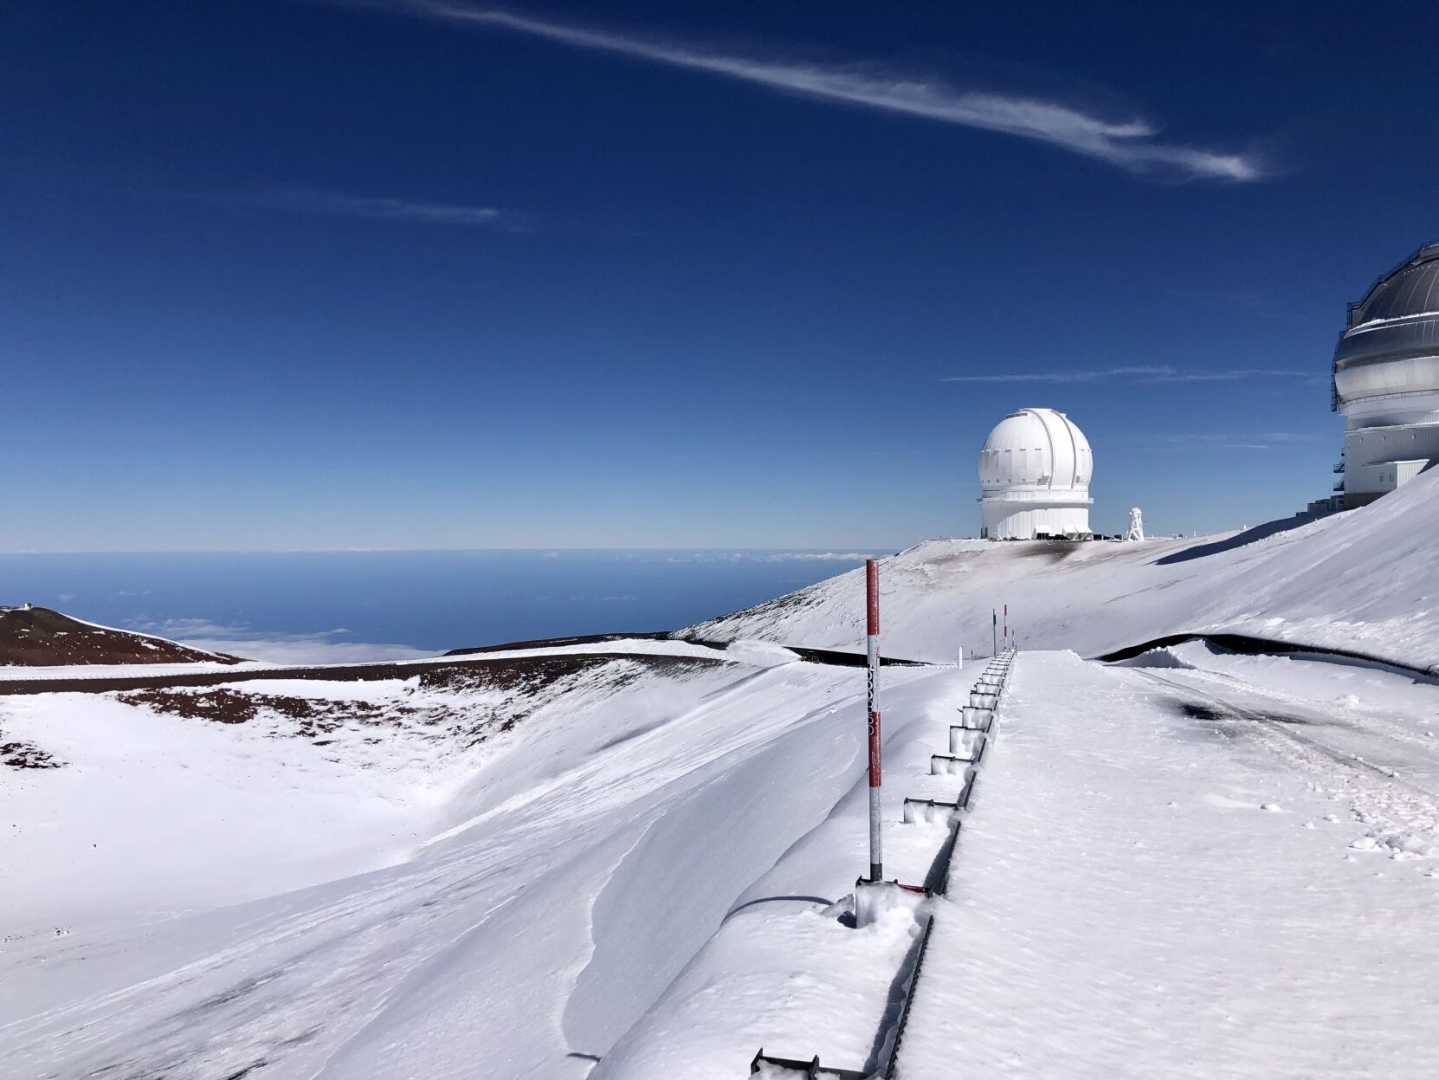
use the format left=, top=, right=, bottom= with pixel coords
left=349, top=2, right=1266, bottom=182
left=136, top=618, right=431, bottom=665
left=666, top=551, right=883, bottom=563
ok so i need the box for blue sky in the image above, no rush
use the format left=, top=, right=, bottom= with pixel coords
left=4, top=1, right=1436, bottom=549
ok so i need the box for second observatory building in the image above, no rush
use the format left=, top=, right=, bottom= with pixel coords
left=978, top=407, right=1093, bottom=540
left=1332, top=242, right=1439, bottom=507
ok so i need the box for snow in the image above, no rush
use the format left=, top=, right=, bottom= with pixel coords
left=0, top=635, right=732, bottom=682
left=1110, top=643, right=1439, bottom=862
left=687, top=466, right=1439, bottom=673
left=0, top=688, right=425, bottom=931
left=595, top=900, right=922, bottom=1079
left=899, top=651, right=1439, bottom=1079
left=0, top=646, right=949, bottom=1078
left=593, top=669, right=976, bottom=1079
left=0, top=656, right=770, bottom=938
left=5, top=474, right=1439, bottom=1078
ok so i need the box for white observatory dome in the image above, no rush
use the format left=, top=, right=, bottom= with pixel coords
left=977, top=408, right=1093, bottom=540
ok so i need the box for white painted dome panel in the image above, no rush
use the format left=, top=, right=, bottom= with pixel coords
left=978, top=408, right=1092, bottom=492
left=976, top=408, right=1093, bottom=540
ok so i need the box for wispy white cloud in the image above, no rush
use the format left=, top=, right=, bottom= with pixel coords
left=245, top=187, right=507, bottom=226
left=942, top=366, right=1311, bottom=384
left=353, top=3, right=1264, bottom=182
left=1171, top=432, right=1318, bottom=444
left=664, top=551, right=883, bottom=563
left=1126, top=431, right=1321, bottom=452
left=761, top=551, right=881, bottom=562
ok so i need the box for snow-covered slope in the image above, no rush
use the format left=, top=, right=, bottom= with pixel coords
left=686, top=466, right=1439, bottom=672
left=593, top=646, right=1439, bottom=1079
left=1, top=650, right=732, bottom=931
left=0, top=641, right=955, bottom=1078
left=5, top=476, right=1439, bottom=1079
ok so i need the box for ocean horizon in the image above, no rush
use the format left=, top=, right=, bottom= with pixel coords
left=0, top=549, right=889, bottom=663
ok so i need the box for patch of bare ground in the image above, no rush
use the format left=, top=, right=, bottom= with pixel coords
left=118, top=654, right=723, bottom=750
left=1012, top=539, right=1086, bottom=562
left=1, top=740, right=63, bottom=769
left=116, top=688, right=387, bottom=736
left=0, top=607, right=243, bottom=666
left=418, top=652, right=713, bottom=694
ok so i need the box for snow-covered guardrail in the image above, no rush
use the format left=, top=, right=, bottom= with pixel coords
left=884, top=650, right=1014, bottom=1076
left=947, top=726, right=987, bottom=758
left=752, top=648, right=1017, bottom=1079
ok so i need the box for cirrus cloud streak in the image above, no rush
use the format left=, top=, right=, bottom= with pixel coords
left=240, top=187, right=507, bottom=226
left=354, top=2, right=1264, bottom=182
left=943, top=366, right=1310, bottom=384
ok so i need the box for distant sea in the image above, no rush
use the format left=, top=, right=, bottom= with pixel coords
left=0, top=550, right=885, bottom=663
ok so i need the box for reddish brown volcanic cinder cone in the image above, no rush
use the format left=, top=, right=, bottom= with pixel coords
left=0, top=606, right=244, bottom=666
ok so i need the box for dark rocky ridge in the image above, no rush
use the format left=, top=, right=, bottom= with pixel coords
left=0, top=606, right=243, bottom=667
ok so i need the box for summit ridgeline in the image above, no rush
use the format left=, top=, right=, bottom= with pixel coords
left=0, top=606, right=243, bottom=667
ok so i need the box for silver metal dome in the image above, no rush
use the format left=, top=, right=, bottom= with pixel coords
left=1332, top=242, right=1439, bottom=412
left=1329, top=243, right=1439, bottom=510
left=1349, top=243, right=1439, bottom=324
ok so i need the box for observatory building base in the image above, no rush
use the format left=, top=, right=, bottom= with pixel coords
left=1341, top=420, right=1439, bottom=507
left=979, top=503, right=1092, bottom=541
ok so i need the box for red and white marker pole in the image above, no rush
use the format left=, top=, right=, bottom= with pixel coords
left=866, top=559, right=882, bottom=882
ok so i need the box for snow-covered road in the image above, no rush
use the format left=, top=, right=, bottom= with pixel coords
left=1123, top=647, right=1439, bottom=794
left=899, top=650, right=1439, bottom=1079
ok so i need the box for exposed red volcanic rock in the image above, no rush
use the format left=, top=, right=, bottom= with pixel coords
left=0, top=606, right=244, bottom=667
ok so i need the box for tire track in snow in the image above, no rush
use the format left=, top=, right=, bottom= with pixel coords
left=1126, top=668, right=1437, bottom=796
left=1124, top=667, right=1439, bottom=864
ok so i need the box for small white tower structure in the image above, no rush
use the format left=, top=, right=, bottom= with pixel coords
left=1124, top=506, right=1145, bottom=542
left=978, top=407, right=1093, bottom=540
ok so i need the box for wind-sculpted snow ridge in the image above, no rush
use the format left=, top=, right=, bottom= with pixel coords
left=0, top=640, right=958, bottom=1079
left=686, top=466, right=1439, bottom=672
left=592, top=665, right=987, bottom=1080
left=0, top=653, right=726, bottom=926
